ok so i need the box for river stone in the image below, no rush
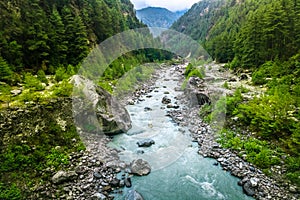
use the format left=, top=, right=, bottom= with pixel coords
left=51, top=170, right=77, bottom=184
left=90, top=192, right=107, bottom=200
left=250, top=177, right=259, bottom=187
left=125, top=190, right=144, bottom=200
left=125, top=177, right=132, bottom=188
left=137, top=139, right=155, bottom=147
left=11, top=89, right=22, bottom=96
left=243, top=181, right=255, bottom=196
left=162, top=96, right=171, bottom=104
left=130, top=159, right=151, bottom=176
left=71, top=75, right=132, bottom=135
left=239, top=74, right=248, bottom=80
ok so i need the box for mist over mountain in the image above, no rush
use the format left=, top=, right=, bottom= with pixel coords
left=136, top=7, right=187, bottom=28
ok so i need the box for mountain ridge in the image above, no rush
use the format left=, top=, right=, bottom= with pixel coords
left=136, top=7, right=187, bottom=28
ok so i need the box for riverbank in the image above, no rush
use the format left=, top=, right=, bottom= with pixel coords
left=165, top=63, right=298, bottom=200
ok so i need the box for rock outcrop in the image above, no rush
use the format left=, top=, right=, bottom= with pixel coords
left=71, top=75, right=132, bottom=135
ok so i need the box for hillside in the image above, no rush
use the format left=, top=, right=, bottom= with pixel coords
left=0, top=0, right=145, bottom=76
left=136, top=7, right=186, bottom=28
left=173, top=0, right=300, bottom=189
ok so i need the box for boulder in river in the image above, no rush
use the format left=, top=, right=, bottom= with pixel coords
left=125, top=177, right=132, bottom=188
left=130, top=159, right=151, bottom=176
left=125, top=190, right=144, bottom=200
left=137, top=139, right=155, bottom=147
left=144, top=107, right=152, bottom=112
left=71, top=75, right=132, bottom=135
left=162, top=96, right=171, bottom=104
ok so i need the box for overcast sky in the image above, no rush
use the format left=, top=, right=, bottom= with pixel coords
left=131, top=0, right=200, bottom=12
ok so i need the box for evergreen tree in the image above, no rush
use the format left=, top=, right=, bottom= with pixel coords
left=48, top=7, right=68, bottom=69
left=0, top=56, right=13, bottom=82
left=23, top=0, right=50, bottom=70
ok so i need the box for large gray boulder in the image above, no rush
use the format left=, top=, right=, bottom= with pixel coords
left=125, top=190, right=144, bottom=200
left=71, top=75, right=132, bottom=135
left=130, top=159, right=151, bottom=176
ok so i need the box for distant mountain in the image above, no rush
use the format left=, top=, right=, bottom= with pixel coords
left=136, top=7, right=187, bottom=28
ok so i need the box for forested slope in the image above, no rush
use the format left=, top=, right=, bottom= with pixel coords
left=173, top=0, right=300, bottom=188
left=0, top=0, right=145, bottom=77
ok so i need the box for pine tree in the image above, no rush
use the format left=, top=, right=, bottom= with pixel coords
left=48, top=7, right=68, bottom=68
left=63, top=7, right=89, bottom=66
left=0, top=56, right=13, bottom=82
left=23, top=0, right=50, bottom=70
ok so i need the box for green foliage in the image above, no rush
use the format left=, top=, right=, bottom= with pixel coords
left=286, top=156, right=300, bottom=186
left=46, top=148, right=69, bottom=167
left=0, top=56, right=13, bottom=83
left=225, top=89, right=243, bottom=116
left=37, top=70, right=48, bottom=84
left=223, top=81, right=230, bottom=89
left=17, top=90, right=42, bottom=103
left=218, top=129, right=281, bottom=169
left=23, top=73, right=45, bottom=91
left=0, top=182, right=21, bottom=200
left=113, top=64, right=156, bottom=95
left=184, top=63, right=204, bottom=79
left=234, top=90, right=295, bottom=139
left=51, top=80, right=73, bottom=97
left=55, top=67, right=68, bottom=82
left=0, top=0, right=145, bottom=75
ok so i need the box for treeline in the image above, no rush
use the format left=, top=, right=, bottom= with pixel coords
left=173, top=0, right=300, bottom=66
left=0, top=0, right=145, bottom=80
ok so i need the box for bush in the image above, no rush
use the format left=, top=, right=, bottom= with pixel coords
left=37, top=70, right=48, bottom=84
left=0, top=56, right=13, bottom=83
left=223, top=81, right=230, bottom=89
left=24, top=73, right=45, bottom=91
left=234, top=89, right=295, bottom=138
left=55, top=67, right=68, bottom=82
left=226, top=89, right=243, bottom=116
left=184, top=63, right=204, bottom=79
left=218, top=129, right=281, bottom=169
left=51, top=80, right=73, bottom=97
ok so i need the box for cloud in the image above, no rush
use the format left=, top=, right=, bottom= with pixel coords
left=131, top=0, right=200, bottom=11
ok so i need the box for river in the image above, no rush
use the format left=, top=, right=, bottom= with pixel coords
left=108, top=65, right=253, bottom=200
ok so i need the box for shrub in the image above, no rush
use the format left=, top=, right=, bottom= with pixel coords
left=184, top=63, right=204, bottom=79
left=51, top=80, right=73, bottom=97
left=37, top=70, right=48, bottom=84
left=24, top=73, right=45, bottom=91
left=0, top=57, right=13, bottom=83
left=234, top=90, right=295, bottom=138
left=223, top=81, right=230, bottom=89
left=55, top=67, right=68, bottom=82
